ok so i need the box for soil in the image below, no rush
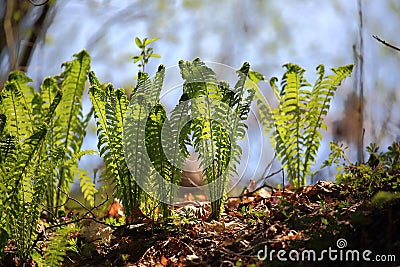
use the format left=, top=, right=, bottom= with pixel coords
left=55, top=181, right=400, bottom=267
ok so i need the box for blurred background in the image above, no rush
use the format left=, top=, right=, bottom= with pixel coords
left=1, top=0, right=400, bottom=194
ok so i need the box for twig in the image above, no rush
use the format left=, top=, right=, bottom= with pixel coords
left=58, top=187, right=96, bottom=217
left=44, top=193, right=113, bottom=231
left=357, top=0, right=364, bottom=162
left=229, top=168, right=282, bottom=199
left=32, top=193, right=111, bottom=254
left=373, top=35, right=400, bottom=52
left=4, top=0, right=16, bottom=70
left=26, top=0, right=49, bottom=6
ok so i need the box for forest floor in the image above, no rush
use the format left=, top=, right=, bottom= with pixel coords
left=50, top=180, right=400, bottom=267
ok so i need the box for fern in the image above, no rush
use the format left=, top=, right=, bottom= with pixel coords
left=145, top=104, right=179, bottom=218
left=1, top=74, right=34, bottom=139
left=53, top=50, right=92, bottom=210
left=0, top=50, right=93, bottom=264
left=256, top=63, right=353, bottom=188
left=33, top=225, right=77, bottom=267
left=5, top=123, right=49, bottom=263
left=123, top=66, right=166, bottom=214
left=89, top=73, right=138, bottom=215
left=178, top=59, right=256, bottom=218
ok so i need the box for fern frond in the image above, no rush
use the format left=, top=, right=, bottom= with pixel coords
left=89, top=75, right=130, bottom=207
left=277, top=64, right=311, bottom=186
left=179, top=58, right=221, bottom=99
left=2, top=77, right=33, bottom=139
left=6, top=123, right=48, bottom=262
left=0, top=114, right=5, bottom=135
left=261, top=63, right=353, bottom=188
left=77, top=169, right=98, bottom=206
left=122, top=65, right=165, bottom=213
left=41, top=77, right=61, bottom=118
left=145, top=104, right=179, bottom=216
left=179, top=59, right=235, bottom=218
left=53, top=50, right=91, bottom=208
left=7, top=71, right=40, bottom=124
left=228, top=62, right=256, bottom=179
left=302, top=64, right=354, bottom=178
left=41, top=225, right=76, bottom=267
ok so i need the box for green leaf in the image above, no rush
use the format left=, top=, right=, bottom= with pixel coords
left=248, top=69, right=265, bottom=83
left=133, top=56, right=142, bottom=63
left=135, top=37, right=143, bottom=48
left=144, top=37, right=159, bottom=46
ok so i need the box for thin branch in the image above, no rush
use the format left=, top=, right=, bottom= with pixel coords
left=4, top=0, right=16, bottom=70
left=228, top=168, right=282, bottom=199
left=44, top=193, right=114, bottom=231
left=373, top=35, right=400, bottom=52
left=18, top=2, right=52, bottom=72
left=32, top=193, right=112, bottom=253
left=44, top=207, right=111, bottom=231
left=26, top=0, right=49, bottom=6
left=357, top=0, right=364, bottom=162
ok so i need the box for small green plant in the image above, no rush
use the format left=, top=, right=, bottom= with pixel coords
left=256, top=64, right=353, bottom=188
left=132, top=37, right=161, bottom=72
left=88, top=73, right=140, bottom=215
left=90, top=38, right=258, bottom=218
left=335, top=142, right=400, bottom=198
left=177, top=59, right=256, bottom=218
left=88, top=38, right=163, bottom=216
left=0, top=50, right=96, bottom=264
left=32, top=224, right=78, bottom=267
left=322, top=141, right=351, bottom=180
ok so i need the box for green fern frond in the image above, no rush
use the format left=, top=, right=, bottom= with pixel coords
left=168, top=95, right=192, bottom=159
left=302, top=64, right=354, bottom=179
left=7, top=71, right=40, bottom=124
left=41, top=225, right=76, bottom=267
left=77, top=169, right=98, bottom=206
left=123, top=66, right=165, bottom=213
left=276, top=64, right=311, bottom=186
left=41, top=77, right=62, bottom=118
left=178, top=59, right=255, bottom=218
left=6, top=123, right=48, bottom=262
left=179, top=58, right=221, bottom=99
left=10, top=124, right=47, bottom=193
left=228, top=62, right=256, bottom=178
left=257, top=63, right=353, bottom=188
left=145, top=104, right=179, bottom=217
left=89, top=78, right=124, bottom=193
left=53, top=50, right=91, bottom=208
left=2, top=77, right=33, bottom=139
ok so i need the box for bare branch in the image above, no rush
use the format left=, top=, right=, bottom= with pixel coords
left=4, top=0, right=16, bottom=70
left=26, top=0, right=49, bottom=6
left=44, top=194, right=113, bottom=231
left=228, top=168, right=282, bottom=199
left=373, top=35, right=400, bottom=52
